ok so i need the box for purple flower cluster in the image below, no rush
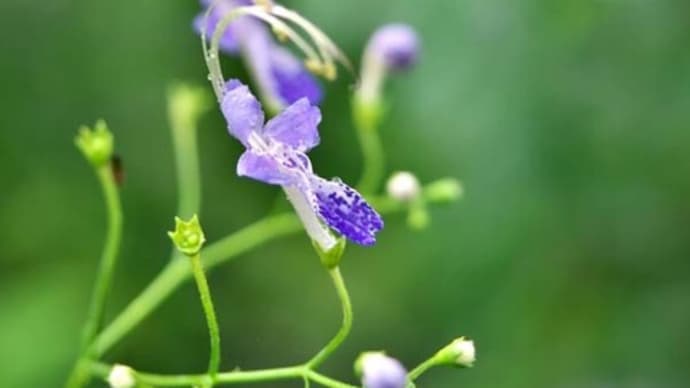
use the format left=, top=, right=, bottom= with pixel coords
left=222, top=79, right=383, bottom=246
left=194, top=0, right=322, bottom=107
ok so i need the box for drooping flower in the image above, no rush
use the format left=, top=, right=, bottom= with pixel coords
left=357, top=23, right=420, bottom=104
left=222, top=79, right=383, bottom=249
left=194, top=0, right=322, bottom=110
left=355, top=352, right=408, bottom=388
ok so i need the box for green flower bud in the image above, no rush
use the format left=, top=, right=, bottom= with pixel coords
left=75, top=120, right=114, bottom=167
left=312, top=237, right=346, bottom=269
left=424, top=178, right=463, bottom=203
left=434, top=337, right=475, bottom=368
left=407, top=200, right=430, bottom=230
left=168, top=215, right=206, bottom=256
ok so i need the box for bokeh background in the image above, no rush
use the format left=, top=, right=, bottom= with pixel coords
left=1, top=0, right=689, bottom=387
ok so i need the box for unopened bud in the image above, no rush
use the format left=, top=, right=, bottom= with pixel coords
left=424, top=178, right=463, bottom=203
left=368, top=23, right=420, bottom=72
left=436, top=337, right=476, bottom=368
left=387, top=171, right=421, bottom=202
left=107, top=364, right=135, bottom=388
left=355, top=352, right=408, bottom=388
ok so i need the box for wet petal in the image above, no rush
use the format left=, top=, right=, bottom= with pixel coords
left=270, top=47, right=323, bottom=105
left=310, top=177, right=383, bottom=246
left=236, top=149, right=294, bottom=186
left=263, top=98, right=321, bottom=152
left=221, top=79, right=265, bottom=146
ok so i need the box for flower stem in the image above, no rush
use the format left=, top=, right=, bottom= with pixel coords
left=306, top=267, right=353, bottom=369
left=407, top=355, right=439, bottom=381
left=89, top=361, right=358, bottom=388
left=189, top=253, right=221, bottom=384
left=65, top=164, right=123, bottom=388
left=167, top=85, right=206, bottom=220
left=353, top=100, right=385, bottom=195
left=89, top=212, right=300, bottom=358
left=86, top=182, right=455, bottom=359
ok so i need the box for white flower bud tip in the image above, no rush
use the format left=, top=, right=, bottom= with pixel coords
left=450, top=337, right=475, bottom=367
left=107, top=364, right=136, bottom=388
left=387, top=171, right=421, bottom=201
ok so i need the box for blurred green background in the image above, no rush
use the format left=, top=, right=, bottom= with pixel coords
left=1, top=0, right=689, bottom=387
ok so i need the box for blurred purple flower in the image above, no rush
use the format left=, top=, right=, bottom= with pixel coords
left=194, top=0, right=322, bottom=107
left=367, top=23, right=419, bottom=72
left=360, top=353, right=408, bottom=388
left=222, top=79, right=383, bottom=246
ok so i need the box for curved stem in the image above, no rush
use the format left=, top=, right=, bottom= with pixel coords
left=306, top=267, right=353, bottom=369
left=90, top=213, right=300, bottom=358
left=189, top=253, right=221, bottom=384
left=407, top=356, right=438, bottom=381
left=353, top=100, right=385, bottom=195
left=65, top=164, right=123, bottom=388
left=88, top=183, right=454, bottom=359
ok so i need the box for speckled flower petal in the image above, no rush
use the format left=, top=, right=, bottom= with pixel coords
left=270, top=47, right=323, bottom=105
left=310, top=177, right=383, bottom=246
left=263, top=98, right=321, bottom=152
left=236, top=149, right=295, bottom=185
left=221, top=80, right=265, bottom=146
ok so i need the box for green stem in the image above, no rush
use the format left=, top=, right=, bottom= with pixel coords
left=90, top=362, right=358, bottom=388
left=306, top=267, right=353, bottom=369
left=189, top=253, right=221, bottom=384
left=167, top=87, right=204, bottom=219
left=87, top=182, right=454, bottom=359
left=65, top=164, right=123, bottom=388
left=354, top=118, right=385, bottom=195
left=89, top=213, right=299, bottom=358
left=407, top=355, right=439, bottom=381
left=353, top=99, right=385, bottom=195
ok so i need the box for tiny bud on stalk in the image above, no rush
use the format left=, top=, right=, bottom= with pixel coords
left=425, top=178, right=463, bottom=203
left=107, top=364, right=135, bottom=388
left=435, top=337, right=476, bottom=368
left=387, top=171, right=421, bottom=202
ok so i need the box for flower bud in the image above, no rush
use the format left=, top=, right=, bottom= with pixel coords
left=435, top=337, right=476, bottom=368
left=368, top=24, right=420, bottom=72
left=355, top=352, right=408, bottom=388
left=424, top=178, right=463, bottom=203
left=107, top=364, right=135, bottom=388
left=357, top=23, right=419, bottom=106
left=75, top=120, right=114, bottom=167
left=386, top=171, right=421, bottom=202
left=167, top=214, right=206, bottom=256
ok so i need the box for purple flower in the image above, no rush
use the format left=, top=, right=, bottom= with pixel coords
left=367, top=24, right=419, bottom=72
left=194, top=0, right=322, bottom=108
left=357, top=23, right=420, bottom=104
left=222, top=79, right=383, bottom=247
left=359, top=353, right=408, bottom=388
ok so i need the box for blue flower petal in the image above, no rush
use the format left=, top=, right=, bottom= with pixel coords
left=263, top=98, right=321, bottom=152
left=310, top=177, right=383, bottom=246
left=221, top=80, right=265, bottom=146
left=237, top=149, right=295, bottom=186
left=270, top=47, right=323, bottom=105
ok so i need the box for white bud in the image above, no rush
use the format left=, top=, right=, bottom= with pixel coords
left=387, top=171, right=421, bottom=201
left=450, top=337, right=475, bottom=367
left=107, top=364, right=136, bottom=388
